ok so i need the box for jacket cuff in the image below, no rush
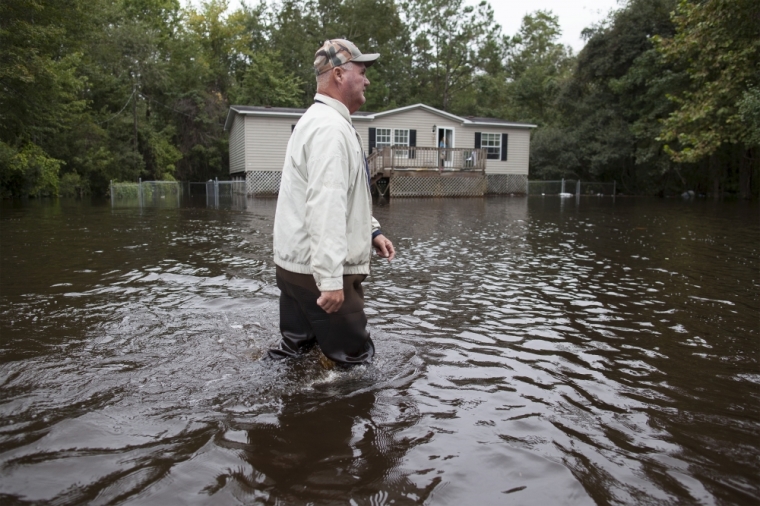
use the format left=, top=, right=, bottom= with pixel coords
left=372, top=229, right=383, bottom=239
left=316, top=276, right=343, bottom=292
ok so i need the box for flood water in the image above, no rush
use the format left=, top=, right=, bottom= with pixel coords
left=1, top=196, right=758, bottom=505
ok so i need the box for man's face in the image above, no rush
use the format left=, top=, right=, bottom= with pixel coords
left=340, top=63, right=370, bottom=113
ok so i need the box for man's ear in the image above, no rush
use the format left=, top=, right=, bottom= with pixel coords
left=332, top=66, right=343, bottom=84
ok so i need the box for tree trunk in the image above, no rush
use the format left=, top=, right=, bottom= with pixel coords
left=711, top=154, right=721, bottom=200
left=740, top=147, right=752, bottom=200
left=133, top=88, right=138, bottom=153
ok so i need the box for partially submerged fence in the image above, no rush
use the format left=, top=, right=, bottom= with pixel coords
left=110, top=180, right=182, bottom=208
left=110, top=179, right=246, bottom=208
left=527, top=179, right=616, bottom=196
left=111, top=177, right=616, bottom=204
left=205, top=179, right=246, bottom=209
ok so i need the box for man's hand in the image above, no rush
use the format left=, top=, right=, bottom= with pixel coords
left=317, top=289, right=344, bottom=313
left=373, top=234, right=395, bottom=262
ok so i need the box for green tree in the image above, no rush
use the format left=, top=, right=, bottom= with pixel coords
left=656, top=0, right=760, bottom=162
left=167, top=0, right=242, bottom=181
left=403, top=0, right=501, bottom=112
left=459, top=33, right=510, bottom=117
left=504, top=11, right=573, bottom=125
left=72, top=0, right=188, bottom=186
left=0, top=141, right=62, bottom=197
left=530, top=0, right=684, bottom=194
left=225, top=2, right=305, bottom=108
left=263, top=0, right=411, bottom=111
left=267, top=0, right=322, bottom=108
left=739, top=87, right=760, bottom=147
left=229, top=50, right=304, bottom=107
left=0, top=0, right=89, bottom=196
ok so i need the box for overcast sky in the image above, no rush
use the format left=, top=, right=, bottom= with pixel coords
left=185, top=0, right=623, bottom=53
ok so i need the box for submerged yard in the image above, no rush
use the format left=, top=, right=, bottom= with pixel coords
left=0, top=196, right=758, bottom=504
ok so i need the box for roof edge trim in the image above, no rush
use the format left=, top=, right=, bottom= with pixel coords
left=462, top=121, right=538, bottom=129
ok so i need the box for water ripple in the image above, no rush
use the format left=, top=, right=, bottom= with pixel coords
left=1, top=197, right=758, bottom=504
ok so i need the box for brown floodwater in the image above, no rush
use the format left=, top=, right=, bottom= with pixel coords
left=0, top=195, right=758, bottom=505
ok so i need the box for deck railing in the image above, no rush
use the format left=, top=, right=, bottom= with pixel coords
left=368, top=146, right=487, bottom=177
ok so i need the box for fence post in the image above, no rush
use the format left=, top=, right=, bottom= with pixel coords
left=561, top=178, right=565, bottom=194
left=576, top=180, right=581, bottom=195
left=215, top=177, right=219, bottom=208
left=110, top=180, right=114, bottom=207
left=613, top=180, right=616, bottom=196
left=138, top=178, right=143, bottom=207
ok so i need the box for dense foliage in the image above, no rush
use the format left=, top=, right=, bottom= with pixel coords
left=1, top=0, right=757, bottom=198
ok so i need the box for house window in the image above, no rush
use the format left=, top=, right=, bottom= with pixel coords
left=394, top=129, right=409, bottom=158
left=481, top=133, right=501, bottom=160
left=375, top=128, right=409, bottom=157
left=376, top=128, right=392, bottom=149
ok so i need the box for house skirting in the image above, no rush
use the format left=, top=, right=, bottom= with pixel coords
left=390, top=175, right=487, bottom=197
left=245, top=171, right=281, bottom=195
left=243, top=171, right=527, bottom=197
left=389, top=174, right=528, bottom=197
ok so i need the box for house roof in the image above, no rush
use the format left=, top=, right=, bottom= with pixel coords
left=224, top=103, right=536, bottom=131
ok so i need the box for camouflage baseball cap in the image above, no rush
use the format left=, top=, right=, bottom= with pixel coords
left=314, top=39, right=380, bottom=75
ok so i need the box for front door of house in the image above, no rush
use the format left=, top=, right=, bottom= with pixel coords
left=437, top=127, right=454, bottom=167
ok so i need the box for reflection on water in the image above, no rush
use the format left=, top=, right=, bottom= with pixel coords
left=0, top=196, right=758, bottom=505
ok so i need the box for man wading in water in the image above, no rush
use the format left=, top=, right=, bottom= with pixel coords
left=268, top=39, right=395, bottom=365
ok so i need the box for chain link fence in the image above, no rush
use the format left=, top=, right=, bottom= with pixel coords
left=527, top=179, right=617, bottom=196
left=205, top=180, right=247, bottom=209
left=111, top=175, right=615, bottom=203
left=110, top=180, right=182, bottom=208
left=110, top=179, right=246, bottom=209
left=486, top=174, right=528, bottom=195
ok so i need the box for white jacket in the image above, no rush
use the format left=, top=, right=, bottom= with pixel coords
left=273, top=93, right=381, bottom=292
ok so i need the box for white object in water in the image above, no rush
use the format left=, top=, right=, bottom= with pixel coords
left=559, top=192, right=573, bottom=197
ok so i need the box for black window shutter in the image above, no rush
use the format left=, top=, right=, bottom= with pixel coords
left=501, top=133, right=508, bottom=161
left=409, top=129, right=416, bottom=159
left=369, top=128, right=376, bottom=154
left=475, top=132, right=481, bottom=148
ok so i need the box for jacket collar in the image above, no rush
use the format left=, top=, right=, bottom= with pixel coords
left=314, top=93, right=352, bottom=125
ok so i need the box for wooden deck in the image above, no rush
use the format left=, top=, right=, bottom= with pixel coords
left=368, top=147, right=488, bottom=182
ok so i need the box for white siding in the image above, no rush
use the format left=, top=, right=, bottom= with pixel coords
left=229, top=114, right=246, bottom=174
left=355, top=109, right=531, bottom=176
left=244, top=115, right=296, bottom=172
left=355, top=109, right=461, bottom=151
left=464, top=126, right=531, bottom=175
left=235, top=106, right=532, bottom=176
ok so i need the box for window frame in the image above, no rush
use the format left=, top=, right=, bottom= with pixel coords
left=393, top=128, right=410, bottom=158
left=375, top=128, right=392, bottom=149
left=480, top=132, right=501, bottom=160
left=375, top=128, right=411, bottom=158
